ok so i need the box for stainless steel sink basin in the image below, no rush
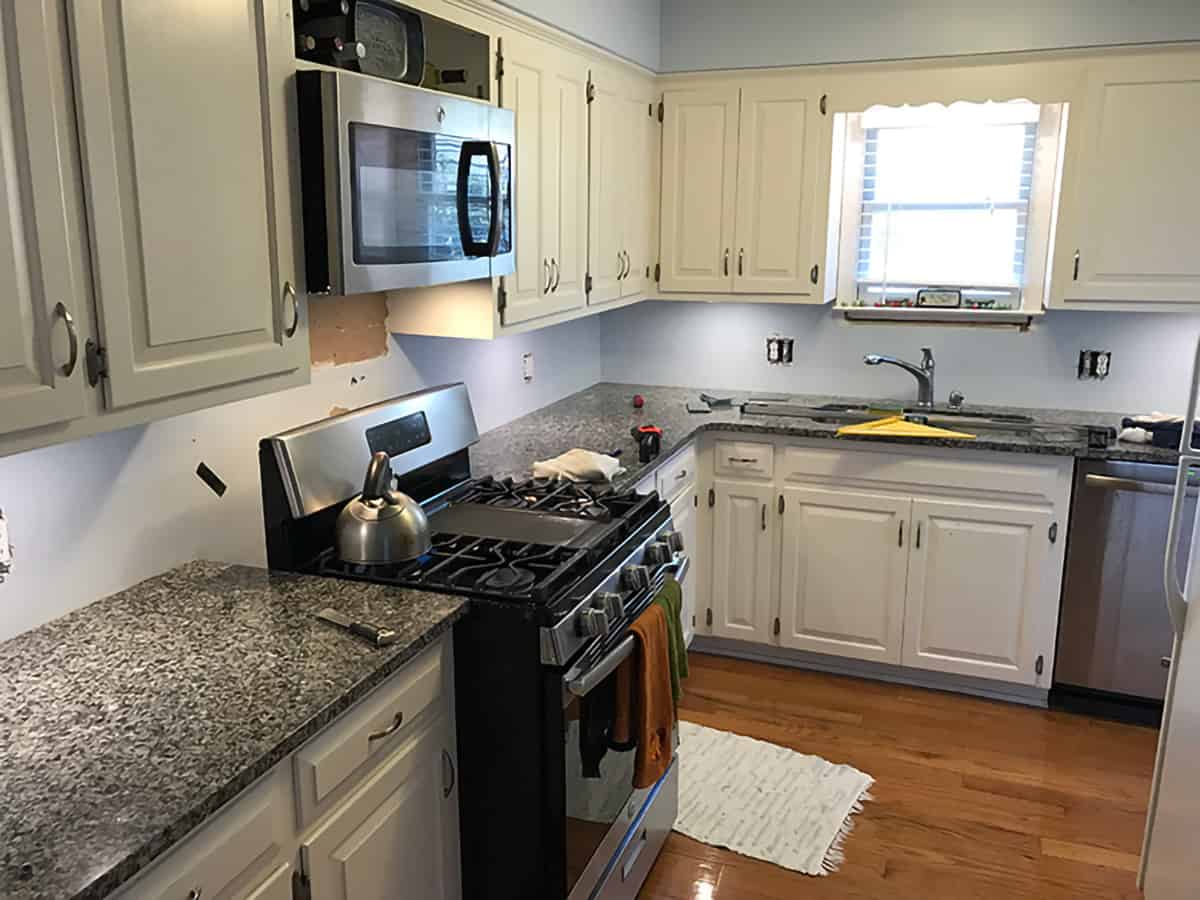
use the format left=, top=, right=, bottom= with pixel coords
left=739, top=399, right=1084, bottom=444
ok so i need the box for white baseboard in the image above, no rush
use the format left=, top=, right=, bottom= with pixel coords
left=690, top=635, right=1049, bottom=708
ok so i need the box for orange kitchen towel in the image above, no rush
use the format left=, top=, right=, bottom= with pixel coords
left=612, top=602, right=674, bottom=789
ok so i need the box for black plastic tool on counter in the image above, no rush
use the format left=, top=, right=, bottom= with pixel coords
left=631, top=425, right=662, bottom=463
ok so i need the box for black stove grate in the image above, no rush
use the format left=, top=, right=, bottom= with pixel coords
left=316, top=532, right=596, bottom=605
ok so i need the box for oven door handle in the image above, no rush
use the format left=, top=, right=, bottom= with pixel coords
left=567, top=634, right=636, bottom=698
left=456, top=140, right=498, bottom=257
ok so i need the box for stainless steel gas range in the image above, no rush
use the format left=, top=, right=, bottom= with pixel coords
left=259, top=383, right=685, bottom=900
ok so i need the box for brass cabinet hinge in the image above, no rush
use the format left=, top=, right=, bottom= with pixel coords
left=495, top=43, right=504, bottom=82
left=497, top=278, right=507, bottom=313
left=585, top=274, right=593, bottom=294
left=586, top=79, right=595, bottom=104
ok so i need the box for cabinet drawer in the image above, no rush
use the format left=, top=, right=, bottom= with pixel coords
left=656, top=444, right=697, bottom=502
left=294, top=639, right=445, bottom=826
left=113, top=765, right=290, bottom=900
left=243, top=861, right=293, bottom=900
left=714, top=440, right=774, bottom=479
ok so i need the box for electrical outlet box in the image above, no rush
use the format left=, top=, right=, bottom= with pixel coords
left=1078, top=350, right=1112, bottom=380
left=766, top=335, right=795, bottom=366
left=521, top=352, right=534, bottom=383
left=0, top=509, right=11, bottom=582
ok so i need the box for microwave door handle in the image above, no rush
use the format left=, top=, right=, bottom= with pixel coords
left=456, top=140, right=489, bottom=257
left=485, top=141, right=502, bottom=256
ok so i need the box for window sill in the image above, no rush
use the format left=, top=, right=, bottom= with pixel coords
left=834, top=305, right=1042, bottom=326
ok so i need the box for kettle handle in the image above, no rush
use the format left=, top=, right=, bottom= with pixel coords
left=362, top=452, right=394, bottom=502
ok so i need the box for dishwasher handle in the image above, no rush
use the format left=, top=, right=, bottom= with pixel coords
left=1085, top=473, right=1200, bottom=497
left=1163, top=456, right=1200, bottom=638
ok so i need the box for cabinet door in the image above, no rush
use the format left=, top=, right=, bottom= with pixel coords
left=622, top=82, right=658, bottom=299
left=302, top=720, right=460, bottom=900
left=709, top=480, right=776, bottom=643
left=587, top=71, right=624, bottom=305
left=779, top=488, right=910, bottom=663
left=733, top=81, right=822, bottom=296
left=0, top=0, right=89, bottom=436
left=671, top=487, right=698, bottom=645
left=903, top=500, right=1056, bottom=686
left=69, top=0, right=306, bottom=409
left=659, top=88, right=739, bottom=292
left=500, top=35, right=585, bottom=325
left=1055, top=52, right=1200, bottom=308
left=545, top=50, right=589, bottom=315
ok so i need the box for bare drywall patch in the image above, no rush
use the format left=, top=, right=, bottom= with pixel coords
left=309, top=292, right=390, bottom=366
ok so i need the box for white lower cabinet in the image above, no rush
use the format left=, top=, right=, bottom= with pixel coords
left=778, top=487, right=909, bottom=664
left=244, top=861, right=294, bottom=900
left=302, top=718, right=460, bottom=900
left=702, top=441, right=1069, bottom=692
left=903, top=499, right=1054, bottom=685
left=670, top=486, right=698, bottom=645
left=709, top=479, right=776, bottom=643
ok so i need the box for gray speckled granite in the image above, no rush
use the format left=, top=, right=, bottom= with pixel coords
left=0, top=561, right=466, bottom=900
left=470, top=382, right=1180, bottom=489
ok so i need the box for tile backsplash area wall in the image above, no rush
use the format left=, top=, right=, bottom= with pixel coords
left=598, top=301, right=1200, bottom=414
left=0, top=315, right=603, bottom=641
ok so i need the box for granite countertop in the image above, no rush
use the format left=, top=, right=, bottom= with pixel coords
left=0, top=561, right=467, bottom=900
left=471, top=382, right=1180, bottom=489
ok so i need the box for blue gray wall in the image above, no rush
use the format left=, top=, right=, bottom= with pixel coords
left=660, top=0, right=1200, bottom=71
left=498, top=0, right=661, bottom=70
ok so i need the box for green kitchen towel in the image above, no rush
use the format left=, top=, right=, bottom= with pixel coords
left=653, top=578, right=689, bottom=706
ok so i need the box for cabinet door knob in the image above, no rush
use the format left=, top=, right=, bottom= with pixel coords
left=54, top=302, right=79, bottom=377
left=283, top=282, right=299, bottom=338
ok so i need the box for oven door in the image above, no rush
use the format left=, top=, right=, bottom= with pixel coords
left=299, top=70, right=512, bottom=295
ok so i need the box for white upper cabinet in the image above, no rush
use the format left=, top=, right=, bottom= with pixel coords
left=733, top=82, right=825, bottom=296
left=1052, top=50, right=1200, bottom=310
left=903, top=499, right=1055, bottom=686
left=499, top=32, right=587, bottom=326
left=0, top=0, right=89, bottom=437
left=69, top=0, right=307, bottom=409
left=778, top=488, right=909, bottom=664
left=588, top=66, right=657, bottom=305
left=659, top=87, right=740, bottom=293
left=660, top=79, right=831, bottom=299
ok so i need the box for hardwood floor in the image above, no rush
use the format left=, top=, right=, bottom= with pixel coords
left=640, top=652, right=1158, bottom=900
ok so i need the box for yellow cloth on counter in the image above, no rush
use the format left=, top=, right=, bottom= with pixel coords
left=836, top=415, right=976, bottom=440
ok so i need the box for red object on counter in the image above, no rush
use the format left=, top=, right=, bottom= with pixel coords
left=632, top=394, right=645, bottom=409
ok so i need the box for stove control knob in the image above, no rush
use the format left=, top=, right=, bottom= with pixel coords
left=594, top=591, right=625, bottom=620
left=577, top=607, right=610, bottom=638
left=621, top=564, right=652, bottom=592
left=662, top=531, right=685, bottom=553
left=644, top=542, right=672, bottom=566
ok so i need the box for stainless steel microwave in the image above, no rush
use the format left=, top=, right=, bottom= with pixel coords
left=297, top=69, right=514, bottom=296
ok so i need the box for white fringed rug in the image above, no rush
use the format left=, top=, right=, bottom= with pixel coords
left=674, top=721, right=874, bottom=876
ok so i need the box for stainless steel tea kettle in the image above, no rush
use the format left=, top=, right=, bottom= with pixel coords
left=336, top=451, right=431, bottom=565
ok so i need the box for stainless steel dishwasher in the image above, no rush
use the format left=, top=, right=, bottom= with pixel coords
left=1053, top=459, right=1196, bottom=723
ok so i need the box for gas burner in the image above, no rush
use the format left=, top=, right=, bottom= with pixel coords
left=489, top=496, right=528, bottom=509
left=476, top=566, right=536, bottom=593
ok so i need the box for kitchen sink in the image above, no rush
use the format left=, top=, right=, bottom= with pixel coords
left=739, top=399, right=1084, bottom=444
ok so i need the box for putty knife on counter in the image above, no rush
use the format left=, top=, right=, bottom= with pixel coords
left=315, top=608, right=398, bottom=647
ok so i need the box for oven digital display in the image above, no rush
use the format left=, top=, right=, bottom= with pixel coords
left=366, top=412, right=432, bottom=457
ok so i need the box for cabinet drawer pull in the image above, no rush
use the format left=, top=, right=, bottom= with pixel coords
left=810, top=264, right=819, bottom=285
left=1072, top=249, right=1080, bottom=281
left=674, top=468, right=688, bottom=480
left=737, top=248, right=744, bottom=276
left=723, top=248, right=729, bottom=277
left=543, top=258, right=551, bottom=294
left=727, top=456, right=757, bottom=464
left=761, top=503, right=766, bottom=530
left=915, top=523, right=922, bottom=549
left=283, top=281, right=299, bottom=338
left=54, top=302, right=79, bottom=377
left=550, top=258, right=560, bottom=292
left=367, top=711, right=404, bottom=743
left=898, top=520, right=904, bottom=547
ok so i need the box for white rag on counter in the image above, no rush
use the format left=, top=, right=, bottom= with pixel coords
left=532, top=448, right=626, bottom=483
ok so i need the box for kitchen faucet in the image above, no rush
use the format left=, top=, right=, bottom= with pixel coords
left=863, top=347, right=936, bottom=409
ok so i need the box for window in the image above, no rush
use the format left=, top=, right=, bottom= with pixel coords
left=836, top=100, right=1066, bottom=313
